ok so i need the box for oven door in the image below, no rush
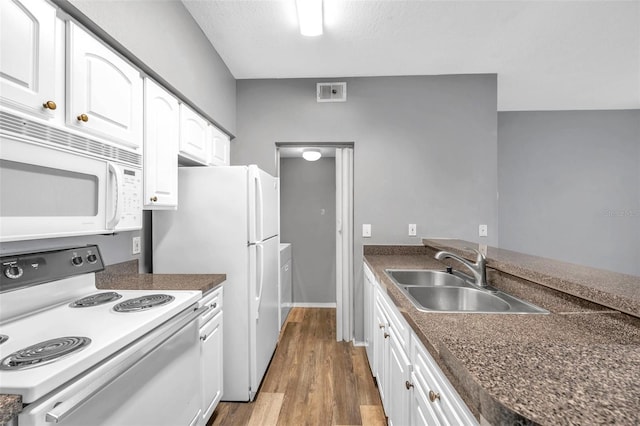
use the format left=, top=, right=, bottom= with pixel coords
left=0, top=136, right=112, bottom=242
left=19, top=306, right=203, bottom=426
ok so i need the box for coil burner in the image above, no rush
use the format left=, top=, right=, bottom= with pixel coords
left=113, top=294, right=175, bottom=313
left=69, top=292, right=123, bottom=307
left=0, top=336, right=91, bottom=370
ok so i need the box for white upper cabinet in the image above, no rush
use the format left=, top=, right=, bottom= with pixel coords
left=179, top=104, right=209, bottom=165
left=67, top=22, right=143, bottom=151
left=209, top=124, right=230, bottom=166
left=143, top=79, right=179, bottom=210
left=0, top=0, right=60, bottom=119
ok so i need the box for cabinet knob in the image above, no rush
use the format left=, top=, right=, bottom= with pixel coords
left=42, top=100, right=57, bottom=110
left=379, top=324, right=385, bottom=329
left=429, top=390, right=441, bottom=402
left=200, top=334, right=207, bottom=341
left=405, top=381, right=414, bottom=390
left=77, top=113, right=89, bottom=122
left=384, top=332, right=390, bottom=339
left=150, top=196, right=158, bottom=202
left=210, top=302, right=217, bottom=309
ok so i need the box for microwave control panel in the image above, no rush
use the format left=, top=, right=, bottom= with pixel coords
left=116, top=167, right=142, bottom=231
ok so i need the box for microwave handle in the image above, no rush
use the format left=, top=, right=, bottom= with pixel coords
left=106, top=162, right=123, bottom=230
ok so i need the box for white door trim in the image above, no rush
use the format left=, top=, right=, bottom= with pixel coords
left=336, top=147, right=354, bottom=342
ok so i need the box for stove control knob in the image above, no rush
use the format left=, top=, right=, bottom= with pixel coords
left=71, top=256, right=84, bottom=267
left=4, top=264, right=23, bottom=279
left=87, top=254, right=98, bottom=264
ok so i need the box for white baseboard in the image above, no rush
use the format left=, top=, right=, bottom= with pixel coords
left=291, top=302, right=337, bottom=308
left=352, top=340, right=367, bottom=347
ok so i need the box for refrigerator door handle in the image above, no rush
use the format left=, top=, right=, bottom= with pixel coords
left=255, top=243, right=264, bottom=319
left=254, top=173, right=264, bottom=242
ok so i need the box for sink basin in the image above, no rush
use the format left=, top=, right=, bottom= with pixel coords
left=405, top=287, right=510, bottom=312
left=385, top=269, right=548, bottom=314
left=385, top=269, right=470, bottom=288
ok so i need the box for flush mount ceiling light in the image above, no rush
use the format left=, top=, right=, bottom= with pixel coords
left=302, top=149, right=322, bottom=161
left=295, top=0, right=323, bottom=37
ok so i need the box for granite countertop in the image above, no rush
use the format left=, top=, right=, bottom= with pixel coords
left=0, top=261, right=226, bottom=424
left=96, top=271, right=226, bottom=294
left=0, top=395, right=21, bottom=425
left=364, top=244, right=640, bottom=425
left=95, top=259, right=226, bottom=295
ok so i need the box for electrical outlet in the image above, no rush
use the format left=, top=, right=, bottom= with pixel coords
left=479, top=224, right=488, bottom=237
left=479, top=244, right=488, bottom=256
left=362, top=224, right=372, bottom=238
left=132, top=236, right=141, bottom=254
left=408, top=224, right=417, bottom=236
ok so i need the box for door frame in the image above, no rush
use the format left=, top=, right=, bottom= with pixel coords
left=276, top=142, right=355, bottom=342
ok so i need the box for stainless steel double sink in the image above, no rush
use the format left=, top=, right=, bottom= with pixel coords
left=385, top=269, right=548, bottom=314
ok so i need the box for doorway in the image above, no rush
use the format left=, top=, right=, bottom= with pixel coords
left=276, top=143, right=354, bottom=342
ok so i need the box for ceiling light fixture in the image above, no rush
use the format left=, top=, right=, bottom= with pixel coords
left=295, top=0, right=323, bottom=37
left=302, top=149, right=322, bottom=161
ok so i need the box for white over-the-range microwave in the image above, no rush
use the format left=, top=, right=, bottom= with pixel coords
left=0, top=109, right=142, bottom=242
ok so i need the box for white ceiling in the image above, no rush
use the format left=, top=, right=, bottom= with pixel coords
left=182, top=0, right=640, bottom=111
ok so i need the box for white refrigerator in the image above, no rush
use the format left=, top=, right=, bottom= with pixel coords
left=152, top=165, right=280, bottom=402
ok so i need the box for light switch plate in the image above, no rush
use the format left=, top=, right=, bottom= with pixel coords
left=362, top=224, right=372, bottom=238
left=408, top=224, right=417, bottom=236
left=479, top=224, right=488, bottom=237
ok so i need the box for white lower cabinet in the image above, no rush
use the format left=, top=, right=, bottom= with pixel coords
left=365, top=264, right=478, bottom=426
left=387, top=327, right=412, bottom=426
left=364, top=264, right=375, bottom=371
left=199, top=288, right=224, bottom=425
left=410, top=333, right=476, bottom=425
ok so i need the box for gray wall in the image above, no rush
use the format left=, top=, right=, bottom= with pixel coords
left=67, top=0, right=237, bottom=135
left=498, top=110, right=640, bottom=276
left=280, top=158, right=336, bottom=304
left=234, top=75, right=499, bottom=340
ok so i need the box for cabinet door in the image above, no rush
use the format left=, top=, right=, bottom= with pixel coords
left=411, top=333, right=478, bottom=426
left=144, top=79, right=179, bottom=209
left=209, top=124, right=230, bottom=166
left=410, top=371, right=442, bottom=426
left=363, top=266, right=374, bottom=370
left=374, top=299, right=390, bottom=411
left=387, top=330, right=412, bottom=426
left=179, top=105, right=209, bottom=164
left=201, top=312, right=223, bottom=423
left=0, top=0, right=59, bottom=118
left=67, top=22, right=143, bottom=150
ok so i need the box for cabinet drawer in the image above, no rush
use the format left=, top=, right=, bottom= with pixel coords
left=375, top=287, right=409, bottom=351
left=410, top=333, right=477, bottom=426
left=199, top=288, right=222, bottom=323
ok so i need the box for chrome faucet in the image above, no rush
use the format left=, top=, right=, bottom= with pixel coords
left=434, top=248, right=488, bottom=288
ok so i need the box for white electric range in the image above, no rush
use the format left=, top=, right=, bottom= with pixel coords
left=0, top=245, right=204, bottom=426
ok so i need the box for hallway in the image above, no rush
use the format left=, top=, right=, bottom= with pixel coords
left=208, top=308, right=385, bottom=425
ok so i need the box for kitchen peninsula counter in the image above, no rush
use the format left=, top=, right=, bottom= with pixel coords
left=364, top=243, right=640, bottom=425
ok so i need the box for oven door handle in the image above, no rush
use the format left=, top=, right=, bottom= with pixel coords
left=44, top=304, right=206, bottom=423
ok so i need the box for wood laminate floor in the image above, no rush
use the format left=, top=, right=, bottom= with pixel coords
left=208, top=308, right=386, bottom=426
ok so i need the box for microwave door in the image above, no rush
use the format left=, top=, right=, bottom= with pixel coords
left=0, top=137, right=110, bottom=241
